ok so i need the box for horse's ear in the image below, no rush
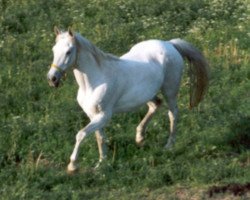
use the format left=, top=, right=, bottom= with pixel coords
left=54, top=26, right=60, bottom=36
left=68, top=27, right=74, bottom=37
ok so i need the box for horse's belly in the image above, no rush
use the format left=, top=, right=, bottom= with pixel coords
left=114, top=82, right=161, bottom=113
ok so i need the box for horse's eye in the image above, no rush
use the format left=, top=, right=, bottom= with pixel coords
left=66, top=50, right=71, bottom=56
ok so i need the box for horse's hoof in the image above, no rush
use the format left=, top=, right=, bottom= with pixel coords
left=67, top=162, right=78, bottom=174
left=135, top=135, right=144, bottom=147
left=94, top=159, right=106, bottom=170
left=94, top=162, right=101, bottom=170
left=94, top=160, right=113, bottom=172
left=136, top=140, right=145, bottom=147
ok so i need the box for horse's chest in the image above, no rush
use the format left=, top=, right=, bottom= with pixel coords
left=76, top=86, right=107, bottom=118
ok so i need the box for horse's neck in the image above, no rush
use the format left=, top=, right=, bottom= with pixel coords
left=74, top=35, right=121, bottom=91
left=74, top=51, right=106, bottom=91
left=73, top=69, right=86, bottom=90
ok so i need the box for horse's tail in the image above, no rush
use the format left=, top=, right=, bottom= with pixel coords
left=170, top=39, right=210, bottom=108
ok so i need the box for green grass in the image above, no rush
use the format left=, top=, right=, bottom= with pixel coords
left=0, top=0, right=250, bottom=199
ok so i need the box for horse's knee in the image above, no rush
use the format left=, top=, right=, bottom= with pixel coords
left=76, top=130, right=86, bottom=143
left=148, top=97, right=162, bottom=113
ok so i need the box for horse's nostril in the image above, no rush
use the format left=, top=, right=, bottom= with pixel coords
left=52, top=76, right=57, bottom=82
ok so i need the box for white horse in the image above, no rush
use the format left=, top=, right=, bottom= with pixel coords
left=47, top=28, right=209, bottom=172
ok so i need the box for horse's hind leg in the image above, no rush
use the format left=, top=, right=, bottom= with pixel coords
left=136, top=97, right=162, bottom=146
left=164, top=96, right=178, bottom=149
left=162, top=67, right=182, bottom=149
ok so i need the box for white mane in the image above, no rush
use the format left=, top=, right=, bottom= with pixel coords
left=74, top=33, right=119, bottom=65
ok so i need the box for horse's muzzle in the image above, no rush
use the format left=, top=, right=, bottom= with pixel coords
left=47, top=74, right=60, bottom=88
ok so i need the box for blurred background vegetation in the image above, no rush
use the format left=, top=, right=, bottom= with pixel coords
left=0, top=0, right=249, bottom=199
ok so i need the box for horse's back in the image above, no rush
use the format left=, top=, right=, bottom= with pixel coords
left=111, top=40, right=182, bottom=113
left=121, top=39, right=182, bottom=66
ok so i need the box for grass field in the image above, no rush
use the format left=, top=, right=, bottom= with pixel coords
left=0, top=0, right=249, bottom=199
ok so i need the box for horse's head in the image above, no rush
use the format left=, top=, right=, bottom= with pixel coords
left=47, top=27, right=77, bottom=87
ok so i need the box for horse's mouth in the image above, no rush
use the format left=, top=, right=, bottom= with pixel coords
left=48, top=80, right=60, bottom=88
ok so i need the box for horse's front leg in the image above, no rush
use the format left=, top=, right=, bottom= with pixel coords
left=94, top=129, right=107, bottom=168
left=67, top=111, right=111, bottom=173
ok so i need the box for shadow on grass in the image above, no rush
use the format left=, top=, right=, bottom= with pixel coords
left=226, top=115, right=250, bottom=152
left=208, top=182, right=250, bottom=197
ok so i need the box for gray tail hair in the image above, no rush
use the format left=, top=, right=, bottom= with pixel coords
left=170, top=39, right=210, bottom=108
